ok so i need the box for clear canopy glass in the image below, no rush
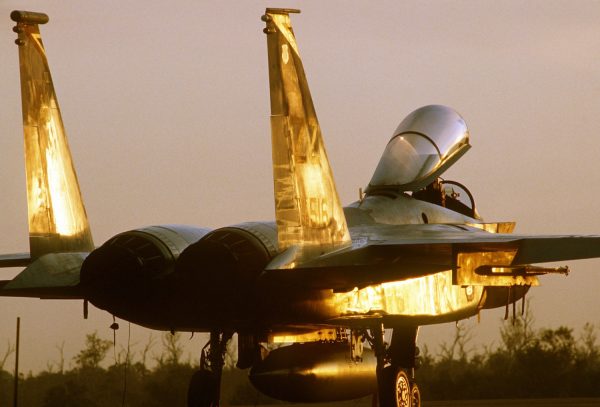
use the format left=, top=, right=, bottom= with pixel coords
left=368, top=105, right=470, bottom=192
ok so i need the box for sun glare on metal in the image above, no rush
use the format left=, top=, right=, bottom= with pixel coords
left=14, top=11, right=93, bottom=256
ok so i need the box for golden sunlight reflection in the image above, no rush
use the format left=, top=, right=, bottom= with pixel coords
left=26, top=96, right=87, bottom=237
left=44, top=114, right=78, bottom=235
left=17, top=18, right=93, bottom=256
left=266, top=9, right=350, bottom=258
left=301, top=162, right=330, bottom=227
left=334, top=270, right=482, bottom=317
left=310, top=363, right=341, bottom=376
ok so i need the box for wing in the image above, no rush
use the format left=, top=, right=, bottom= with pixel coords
left=0, top=253, right=86, bottom=298
left=1, top=11, right=93, bottom=299
left=263, top=223, right=600, bottom=290
left=0, top=253, right=31, bottom=268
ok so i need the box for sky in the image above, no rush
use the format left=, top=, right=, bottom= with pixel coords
left=1, top=0, right=600, bottom=373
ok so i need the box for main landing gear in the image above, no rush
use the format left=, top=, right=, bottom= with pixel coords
left=187, top=330, right=232, bottom=407
left=370, top=324, right=420, bottom=407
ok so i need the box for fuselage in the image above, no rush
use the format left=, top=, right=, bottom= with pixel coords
left=90, top=192, right=522, bottom=334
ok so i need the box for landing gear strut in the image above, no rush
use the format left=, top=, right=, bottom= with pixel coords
left=187, top=330, right=232, bottom=407
left=370, top=324, right=420, bottom=407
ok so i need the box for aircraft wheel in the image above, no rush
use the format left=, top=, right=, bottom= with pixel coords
left=187, top=370, right=218, bottom=407
left=411, top=382, right=421, bottom=407
left=379, top=367, right=411, bottom=407
left=393, top=369, right=412, bottom=407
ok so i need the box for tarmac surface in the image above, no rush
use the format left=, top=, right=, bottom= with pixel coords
left=425, top=399, right=600, bottom=407
left=239, top=399, right=600, bottom=407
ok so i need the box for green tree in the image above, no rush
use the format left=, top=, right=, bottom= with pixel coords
left=499, top=299, right=535, bottom=356
left=0, top=340, right=15, bottom=371
left=156, top=332, right=184, bottom=366
left=73, top=332, right=112, bottom=369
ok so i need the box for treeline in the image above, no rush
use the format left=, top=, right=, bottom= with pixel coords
left=0, top=331, right=268, bottom=406
left=418, top=313, right=600, bottom=400
left=1, top=314, right=600, bottom=406
left=0, top=331, right=273, bottom=407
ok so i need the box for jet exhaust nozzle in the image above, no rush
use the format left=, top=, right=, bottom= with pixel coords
left=80, top=225, right=209, bottom=308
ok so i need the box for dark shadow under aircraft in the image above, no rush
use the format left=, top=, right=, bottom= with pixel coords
left=2, top=8, right=600, bottom=407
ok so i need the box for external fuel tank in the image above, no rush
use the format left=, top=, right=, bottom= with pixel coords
left=249, top=341, right=377, bottom=402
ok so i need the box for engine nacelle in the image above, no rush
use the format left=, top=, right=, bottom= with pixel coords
left=175, top=222, right=278, bottom=282
left=249, top=342, right=376, bottom=402
left=80, top=224, right=210, bottom=307
left=174, top=222, right=278, bottom=319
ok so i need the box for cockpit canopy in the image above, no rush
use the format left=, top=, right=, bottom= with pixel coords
left=367, top=105, right=470, bottom=192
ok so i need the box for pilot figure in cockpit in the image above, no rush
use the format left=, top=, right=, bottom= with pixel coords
left=413, top=178, right=446, bottom=208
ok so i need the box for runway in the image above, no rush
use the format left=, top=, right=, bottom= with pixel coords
left=426, top=399, right=600, bottom=407
left=240, top=399, right=600, bottom=407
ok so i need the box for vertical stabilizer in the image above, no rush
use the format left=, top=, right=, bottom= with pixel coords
left=11, top=11, right=94, bottom=259
left=262, top=9, right=350, bottom=262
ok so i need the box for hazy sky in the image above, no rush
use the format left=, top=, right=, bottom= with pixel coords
left=1, top=1, right=600, bottom=373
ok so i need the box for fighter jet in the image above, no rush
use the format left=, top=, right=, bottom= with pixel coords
left=2, top=8, right=600, bottom=407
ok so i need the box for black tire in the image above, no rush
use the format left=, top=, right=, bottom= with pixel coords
left=187, top=370, right=219, bottom=407
left=377, top=367, right=394, bottom=407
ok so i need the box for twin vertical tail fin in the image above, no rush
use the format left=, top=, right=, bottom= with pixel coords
left=11, top=11, right=93, bottom=259
left=262, top=9, right=350, bottom=264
